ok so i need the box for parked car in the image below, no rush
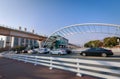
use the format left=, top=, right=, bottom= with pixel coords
left=50, top=49, right=67, bottom=55
left=80, top=48, right=113, bottom=57
left=22, top=47, right=31, bottom=53
left=54, top=48, right=72, bottom=54
left=37, top=48, right=50, bottom=54
left=15, top=50, right=22, bottom=54
left=22, top=49, right=28, bottom=53
left=27, top=49, right=34, bottom=54
left=32, top=48, right=39, bottom=53
left=22, top=49, right=37, bottom=54
left=65, top=48, right=72, bottom=54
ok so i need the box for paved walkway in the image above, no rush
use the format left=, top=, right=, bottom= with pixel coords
left=0, top=57, right=99, bottom=79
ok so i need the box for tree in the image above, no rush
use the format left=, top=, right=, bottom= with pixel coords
left=12, top=46, right=26, bottom=51
left=103, top=37, right=120, bottom=47
left=84, top=40, right=103, bottom=48
left=84, top=36, right=120, bottom=48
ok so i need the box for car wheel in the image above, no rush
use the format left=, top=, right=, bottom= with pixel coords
left=49, top=52, right=52, bottom=55
left=101, top=53, right=107, bottom=57
left=82, top=53, right=86, bottom=56
left=58, top=53, right=61, bottom=56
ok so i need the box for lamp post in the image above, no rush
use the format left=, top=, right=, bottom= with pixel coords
left=117, top=39, right=120, bottom=45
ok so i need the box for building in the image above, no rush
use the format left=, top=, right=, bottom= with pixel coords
left=46, top=35, right=68, bottom=49
left=68, top=43, right=81, bottom=49
left=2, top=27, right=41, bottom=48
left=55, top=35, right=68, bottom=48
left=4, top=36, right=40, bottom=48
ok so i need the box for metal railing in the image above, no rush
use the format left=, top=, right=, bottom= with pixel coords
left=3, top=54, right=120, bottom=79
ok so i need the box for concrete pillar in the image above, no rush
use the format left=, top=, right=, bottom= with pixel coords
left=4, top=36, right=6, bottom=48
left=11, top=37, right=14, bottom=47
left=38, top=40, right=42, bottom=48
left=28, top=39, right=30, bottom=47
left=24, top=38, right=26, bottom=46
left=18, top=38, right=21, bottom=46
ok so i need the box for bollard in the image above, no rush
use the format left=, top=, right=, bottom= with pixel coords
left=76, top=58, right=82, bottom=77
left=24, top=55, right=27, bottom=63
left=34, top=56, right=37, bottom=66
left=49, top=57, right=53, bottom=70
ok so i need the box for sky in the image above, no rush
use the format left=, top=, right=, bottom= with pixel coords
left=0, top=0, right=120, bottom=45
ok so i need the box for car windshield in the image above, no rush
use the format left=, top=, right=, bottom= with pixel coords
left=95, top=48, right=102, bottom=50
left=86, top=48, right=94, bottom=51
left=95, top=48, right=107, bottom=51
left=86, top=48, right=108, bottom=51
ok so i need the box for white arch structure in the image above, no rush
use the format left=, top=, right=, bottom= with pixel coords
left=45, top=23, right=120, bottom=46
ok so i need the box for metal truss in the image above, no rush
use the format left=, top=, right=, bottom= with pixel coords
left=44, top=23, right=120, bottom=46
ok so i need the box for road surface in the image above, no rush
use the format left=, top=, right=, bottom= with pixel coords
left=0, top=57, right=100, bottom=79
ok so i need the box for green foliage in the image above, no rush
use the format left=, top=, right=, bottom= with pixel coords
left=84, top=40, right=103, bottom=48
left=12, top=46, right=26, bottom=51
left=103, top=37, right=120, bottom=47
left=0, top=47, right=10, bottom=53
left=84, top=37, right=120, bottom=48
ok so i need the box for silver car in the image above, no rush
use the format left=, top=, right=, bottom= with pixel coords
left=50, top=49, right=67, bottom=55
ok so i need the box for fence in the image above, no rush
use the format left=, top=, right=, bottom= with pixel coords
left=2, top=54, right=120, bottom=79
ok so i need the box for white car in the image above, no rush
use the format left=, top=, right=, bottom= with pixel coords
left=37, top=48, right=50, bottom=54
left=27, top=49, right=34, bottom=54
left=50, top=49, right=67, bottom=55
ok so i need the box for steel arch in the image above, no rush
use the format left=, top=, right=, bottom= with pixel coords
left=44, top=23, right=120, bottom=46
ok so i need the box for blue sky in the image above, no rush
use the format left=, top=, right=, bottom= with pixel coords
left=0, top=0, right=120, bottom=45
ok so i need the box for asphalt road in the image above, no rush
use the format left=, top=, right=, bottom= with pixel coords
left=2, top=51, right=120, bottom=62
left=0, top=57, right=99, bottom=79
left=29, top=52, right=120, bottom=62
left=1, top=51, right=119, bottom=79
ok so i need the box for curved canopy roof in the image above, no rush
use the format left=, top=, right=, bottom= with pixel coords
left=45, top=23, right=120, bottom=46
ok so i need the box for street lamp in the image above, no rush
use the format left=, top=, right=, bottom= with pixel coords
left=117, top=39, right=120, bottom=45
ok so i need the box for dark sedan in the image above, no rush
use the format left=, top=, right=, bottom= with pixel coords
left=80, top=48, right=113, bottom=57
